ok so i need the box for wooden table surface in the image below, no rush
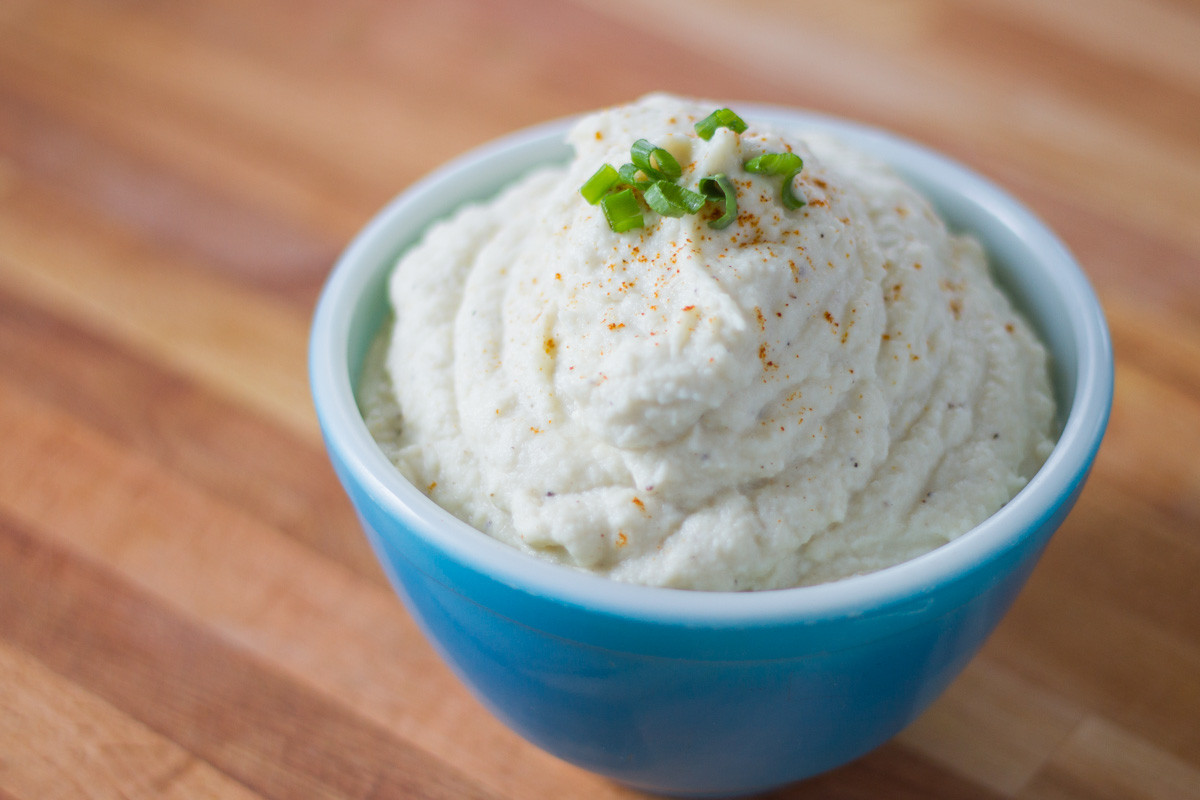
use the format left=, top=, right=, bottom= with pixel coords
left=2, top=1, right=1198, bottom=798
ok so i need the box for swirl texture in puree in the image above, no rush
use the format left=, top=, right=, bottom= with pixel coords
left=361, top=94, right=1057, bottom=591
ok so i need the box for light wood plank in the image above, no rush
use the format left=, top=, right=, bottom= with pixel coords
left=0, top=284, right=380, bottom=580
left=0, top=641, right=265, bottom=800
left=1019, top=716, right=1200, bottom=800
left=987, top=504, right=1200, bottom=767
left=0, top=186, right=318, bottom=445
left=0, top=0, right=379, bottom=241
left=898, top=659, right=1087, bottom=795
left=0, top=514, right=506, bottom=800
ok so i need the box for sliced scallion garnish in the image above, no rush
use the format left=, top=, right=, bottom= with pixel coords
left=644, top=180, right=706, bottom=217
left=630, top=139, right=682, bottom=182
left=601, top=188, right=644, bottom=232
left=580, top=163, right=621, bottom=204
left=744, top=152, right=802, bottom=176
left=617, top=162, right=649, bottom=188
left=744, top=151, right=807, bottom=209
left=694, top=108, right=748, bottom=140
left=580, top=108, right=803, bottom=232
left=780, top=169, right=806, bottom=209
left=698, top=173, right=738, bottom=229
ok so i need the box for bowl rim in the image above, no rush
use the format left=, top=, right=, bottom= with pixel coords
left=310, top=102, right=1113, bottom=626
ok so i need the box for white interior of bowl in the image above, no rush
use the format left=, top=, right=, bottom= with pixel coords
left=310, top=106, right=1113, bottom=625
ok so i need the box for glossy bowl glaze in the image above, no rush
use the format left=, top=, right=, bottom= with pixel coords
left=309, top=105, right=1112, bottom=797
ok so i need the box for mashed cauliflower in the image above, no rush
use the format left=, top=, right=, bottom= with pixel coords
left=360, top=94, right=1057, bottom=590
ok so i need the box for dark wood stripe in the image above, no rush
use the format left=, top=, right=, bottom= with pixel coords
left=971, top=154, right=1200, bottom=322
left=989, top=482, right=1200, bottom=765
left=0, top=57, right=341, bottom=305
left=0, top=284, right=383, bottom=585
left=938, top=4, right=1200, bottom=152
left=780, top=740, right=1006, bottom=800
left=0, top=509, right=502, bottom=800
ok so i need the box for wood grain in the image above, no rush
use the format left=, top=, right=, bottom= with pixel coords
left=1, top=0, right=1197, bottom=797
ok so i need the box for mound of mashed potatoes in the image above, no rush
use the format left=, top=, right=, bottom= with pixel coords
left=360, top=94, right=1057, bottom=591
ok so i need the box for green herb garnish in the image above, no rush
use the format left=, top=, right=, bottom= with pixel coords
left=579, top=107, right=805, bottom=232
left=617, top=162, right=650, bottom=189
left=580, top=163, right=621, bottom=204
left=630, top=139, right=683, bottom=182
left=744, top=151, right=806, bottom=209
left=601, top=188, right=645, bottom=232
left=694, top=108, right=748, bottom=140
left=698, top=173, right=738, bottom=229
left=645, top=180, right=707, bottom=218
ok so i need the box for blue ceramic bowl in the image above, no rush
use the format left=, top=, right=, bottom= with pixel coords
left=309, top=105, right=1113, bottom=797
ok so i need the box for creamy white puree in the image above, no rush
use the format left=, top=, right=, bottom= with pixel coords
left=361, top=94, right=1057, bottom=590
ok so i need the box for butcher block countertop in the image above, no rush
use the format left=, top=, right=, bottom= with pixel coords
left=2, top=1, right=1198, bottom=798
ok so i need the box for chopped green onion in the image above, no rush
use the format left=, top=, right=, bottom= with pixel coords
left=743, top=152, right=803, bottom=176
left=581, top=109, right=807, bottom=232
left=744, top=151, right=806, bottom=209
left=698, top=173, right=738, bottom=229
left=780, top=168, right=806, bottom=209
left=601, top=188, right=644, bottom=232
left=630, top=139, right=682, bottom=182
left=695, top=108, right=748, bottom=140
left=645, top=180, right=706, bottom=217
left=580, top=163, right=620, bottom=204
left=617, top=162, right=649, bottom=188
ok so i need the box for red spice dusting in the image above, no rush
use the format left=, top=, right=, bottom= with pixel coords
left=544, top=337, right=557, bottom=356
left=427, top=481, right=437, bottom=492
left=632, top=497, right=645, bottom=511
left=616, top=531, right=628, bottom=548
